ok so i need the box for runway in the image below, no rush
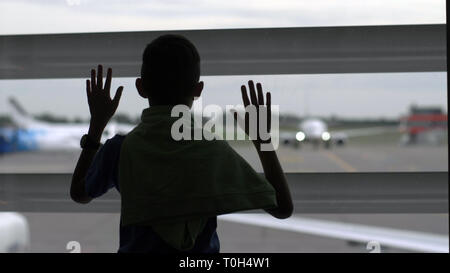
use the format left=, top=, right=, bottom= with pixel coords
left=0, top=141, right=448, bottom=252
left=0, top=142, right=447, bottom=173
left=230, top=142, right=448, bottom=173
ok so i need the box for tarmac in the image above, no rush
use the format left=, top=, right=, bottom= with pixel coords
left=0, top=140, right=448, bottom=252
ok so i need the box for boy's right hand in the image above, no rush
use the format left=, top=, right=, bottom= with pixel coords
left=234, top=80, right=272, bottom=148
left=86, top=65, right=123, bottom=141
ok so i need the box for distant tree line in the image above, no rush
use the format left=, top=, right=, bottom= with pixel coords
left=0, top=112, right=140, bottom=126
left=0, top=115, right=13, bottom=126
left=0, top=112, right=399, bottom=128
left=279, top=113, right=399, bottom=130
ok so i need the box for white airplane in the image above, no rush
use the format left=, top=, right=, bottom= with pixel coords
left=279, top=117, right=398, bottom=149
left=0, top=97, right=134, bottom=154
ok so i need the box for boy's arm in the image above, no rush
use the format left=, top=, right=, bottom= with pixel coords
left=255, top=143, right=293, bottom=219
left=70, top=125, right=102, bottom=204
left=236, top=81, right=293, bottom=219
left=70, top=65, right=123, bottom=204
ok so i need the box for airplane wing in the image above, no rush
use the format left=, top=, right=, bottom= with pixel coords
left=330, top=126, right=400, bottom=142
left=219, top=213, right=449, bottom=253
left=279, top=131, right=301, bottom=144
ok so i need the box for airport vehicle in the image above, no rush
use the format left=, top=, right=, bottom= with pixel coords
left=0, top=98, right=134, bottom=154
left=399, top=106, right=448, bottom=145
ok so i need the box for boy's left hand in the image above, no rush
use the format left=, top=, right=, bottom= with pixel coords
left=235, top=80, right=272, bottom=147
left=86, top=65, right=123, bottom=135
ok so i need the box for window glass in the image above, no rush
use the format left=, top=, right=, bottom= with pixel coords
left=0, top=72, right=447, bottom=173
left=0, top=0, right=447, bottom=254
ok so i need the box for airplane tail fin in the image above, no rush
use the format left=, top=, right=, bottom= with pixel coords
left=6, top=97, right=39, bottom=129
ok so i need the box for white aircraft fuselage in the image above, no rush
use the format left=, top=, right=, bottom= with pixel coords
left=0, top=98, right=134, bottom=154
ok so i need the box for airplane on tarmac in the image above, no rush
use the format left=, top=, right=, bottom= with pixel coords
left=0, top=97, right=134, bottom=154
left=279, top=117, right=398, bottom=149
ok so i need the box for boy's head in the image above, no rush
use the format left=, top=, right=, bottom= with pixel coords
left=135, top=34, right=203, bottom=107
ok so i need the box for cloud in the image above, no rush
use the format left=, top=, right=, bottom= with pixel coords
left=0, top=1, right=446, bottom=119
left=0, top=0, right=445, bottom=34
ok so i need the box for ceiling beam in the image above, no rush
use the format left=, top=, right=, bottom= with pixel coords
left=0, top=24, right=446, bottom=79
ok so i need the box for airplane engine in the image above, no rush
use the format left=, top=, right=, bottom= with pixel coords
left=0, top=213, right=30, bottom=252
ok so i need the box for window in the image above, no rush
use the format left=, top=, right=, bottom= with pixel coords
left=0, top=0, right=447, bottom=253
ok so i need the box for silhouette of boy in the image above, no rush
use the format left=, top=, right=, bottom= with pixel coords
left=70, top=34, right=293, bottom=253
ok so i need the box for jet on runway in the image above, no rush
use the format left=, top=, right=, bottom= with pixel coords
left=279, top=117, right=398, bottom=149
left=0, top=98, right=134, bottom=154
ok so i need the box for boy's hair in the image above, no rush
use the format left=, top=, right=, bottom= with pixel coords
left=141, top=34, right=200, bottom=104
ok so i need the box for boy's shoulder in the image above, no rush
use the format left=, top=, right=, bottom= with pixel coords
left=103, top=134, right=127, bottom=152
left=109, top=134, right=127, bottom=144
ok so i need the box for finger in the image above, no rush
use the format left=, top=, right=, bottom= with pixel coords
left=231, top=109, right=247, bottom=133
left=86, top=80, right=91, bottom=102
left=237, top=113, right=247, bottom=132
left=104, top=68, right=112, bottom=96
left=86, top=79, right=91, bottom=95
left=248, top=80, right=258, bottom=105
left=97, top=64, right=103, bottom=90
left=245, top=111, right=249, bottom=136
left=91, top=69, right=96, bottom=91
left=231, top=110, right=239, bottom=123
left=256, top=82, right=264, bottom=105
left=266, top=92, right=271, bottom=132
left=241, top=85, right=250, bottom=107
left=231, top=110, right=237, bottom=121
left=112, top=86, right=123, bottom=108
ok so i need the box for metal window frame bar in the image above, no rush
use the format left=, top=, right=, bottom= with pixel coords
left=0, top=172, right=447, bottom=213
left=0, top=24, right=446, bottom=79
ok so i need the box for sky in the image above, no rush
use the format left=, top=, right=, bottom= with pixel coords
left=0, top=0, right=446, bottom=34
left=0, top=0, right=447, bottom=119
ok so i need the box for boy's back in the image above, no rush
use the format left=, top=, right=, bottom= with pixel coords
left=85, top=134, right=220, bottom=253
left=118, top=106, right=276, bottom=250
